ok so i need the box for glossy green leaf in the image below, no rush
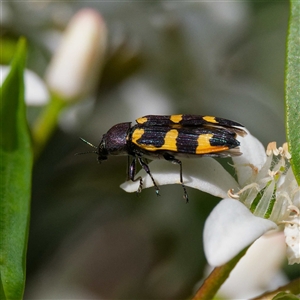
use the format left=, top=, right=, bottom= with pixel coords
left=272, top=291, right=300, bottom=300
left=0, top=38, right=32, bottom=299
left=285, top=1, right=300, bottom=185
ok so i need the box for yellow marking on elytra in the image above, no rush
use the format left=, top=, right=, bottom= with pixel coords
left=132, top=128, right=145, bottom=144
left=134, top=129, right=179, bottom=151
left=136, top=117, right=148, bottom=124
left=170, top=115, right=183, bottom=123
left=163, top=129, right=178, bottom=151
left=196, top=133, right=229, bottom=154
left=203, top=116, right=217, bottom=123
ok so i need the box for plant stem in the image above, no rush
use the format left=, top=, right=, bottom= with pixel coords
left=31, top=94, right=66, bottom=159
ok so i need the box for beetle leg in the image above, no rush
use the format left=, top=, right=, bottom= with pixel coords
left=126, top=155, right=131, bottom=181
left=128, top=157, right=143, bottom=193
left=137, top=156, right=160, bottom=196
left=163, top=153, right=189, bottom=203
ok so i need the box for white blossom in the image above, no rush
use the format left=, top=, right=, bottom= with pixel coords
left=121, top=130, right=300, bottom=266
left=216, top=232, right=288, bottom=299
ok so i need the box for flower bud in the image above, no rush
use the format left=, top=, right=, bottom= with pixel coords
left=45, top=8, right=107, bottom=101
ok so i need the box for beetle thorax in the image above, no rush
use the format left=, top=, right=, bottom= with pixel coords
left=100, top=122, right=131, bottom=157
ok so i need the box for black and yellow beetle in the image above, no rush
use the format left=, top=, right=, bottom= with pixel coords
left=80, top=114, right=247, bottom=202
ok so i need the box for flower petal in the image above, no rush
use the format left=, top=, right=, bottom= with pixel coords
left=284, top=215, right=300, bottom=264
left=218, top=232, right=287, bottom=299
left=120, top=158, right=239, bottom=199
left=232, top=130, right=267, bottom=186
left=203, top=199, right=277, bottom=266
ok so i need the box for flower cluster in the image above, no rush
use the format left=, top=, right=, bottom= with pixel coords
left=229, top=142, right=297, bottom=222
left=227, top=140, right=300, bottom=264
left=121, top=131, right=300, bottom=265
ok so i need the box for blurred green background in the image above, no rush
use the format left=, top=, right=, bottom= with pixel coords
left=2, top=1, right=298, bottom=299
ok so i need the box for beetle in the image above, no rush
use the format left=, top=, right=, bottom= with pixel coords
left=79, top=114, right=247, bottom=202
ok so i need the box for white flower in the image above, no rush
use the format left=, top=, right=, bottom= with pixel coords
left=217, top=232, right=288, bottom=299
left=121, top=130, right=300, bottom=266
left=45, top=8, right=107, bottom=101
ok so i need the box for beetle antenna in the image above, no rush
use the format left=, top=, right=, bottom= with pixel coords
left=79, top=137, right=97, bottom=149
left=75, top=151, right=98, bottom=155
left=75, top=137, right=98, bottom=155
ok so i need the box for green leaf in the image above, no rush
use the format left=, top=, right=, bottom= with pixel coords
left=272, top=291, right=300, bottom=300
left=285, top=1, right=300, bottom=185
left=0, top=38, right=32, bottom=299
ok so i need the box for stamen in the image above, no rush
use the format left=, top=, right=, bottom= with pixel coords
left=268, top=169, right=279, bottom=178
left=288, top=204, right=300, bottom=215
left=233, top=182, right=260, bottom=196
left=281, top=143, right=291, bottom=160
left=266, top=142, right=279, bottom=156
left=280, top=219, right=299, bottom=226
left=248, top=163, right=259, bottom=174
left=228, top=189, right=240, bottom=199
